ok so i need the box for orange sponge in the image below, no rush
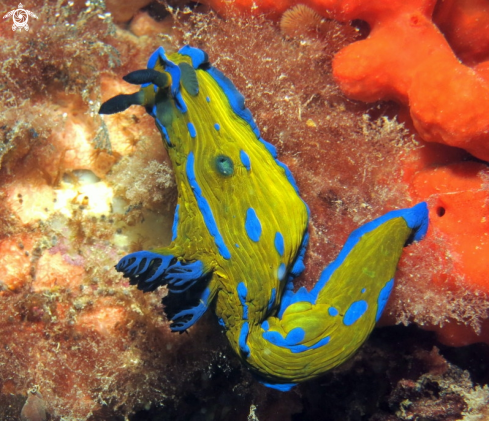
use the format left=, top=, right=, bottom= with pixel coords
left=200, top=0, right=489, bottom=161
left=410, top=162, right=489, bottom=293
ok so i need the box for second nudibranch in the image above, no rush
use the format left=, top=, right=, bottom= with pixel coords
left=100, top=46, right=429, bottom=391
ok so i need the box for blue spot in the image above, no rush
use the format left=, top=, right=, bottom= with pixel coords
left=187, top=122, right=197, bottom=138
left=376, top=279, right=394, bottom=322
left=278, top=263, right=286, bottom=281
left=171, top=204, right=179, bottom=242
left=240, top=150, right=251, bottom=170
left=267, top=288, right=276, bottom=311
left=214, top=123, right=220, bottom=131
left=262, top=326, right=331, bottom=354
left=218, top=317, right=226, bottom=328
left=261, top=320, right=269, bottom=331
left=245, top=208, right=262, bottom=242
left=343, top=300, right=368, bottom=326
left=235, top=243, right=240, bottom=248
left=237, top=282, right=248, bottom=320
left=263, top=327, right=305, bottom=348
left=328, top=307, right=339, bottom=317
left=259, top=381, right=296, bottom=392
left=186, top=152, right=231, bottom=259
left=286, top=327, right=305, bottom=344
left=239, top=322, right=250, bottom=357
left=274, top=232, right=285, bottom=256
left=206, top=96, right=210, bottom=103
left=361, top=288, right=366, bottom=294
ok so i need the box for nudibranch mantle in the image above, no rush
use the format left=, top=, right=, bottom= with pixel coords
left=100, top=46, right=429, bottom=391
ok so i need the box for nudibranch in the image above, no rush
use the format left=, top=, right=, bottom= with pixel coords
left=100, top=46, right=429, bottom=391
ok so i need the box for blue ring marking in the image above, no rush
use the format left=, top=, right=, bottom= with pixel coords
left=267, top=288, right=276, bottom=311
left=259, top=381, right=297, bottom=392
left=245, top=207, right=262, bottom=242
left=239, top=150, right=251, bottom=171
left=237, top=282, right=248, bottom=320
left=171, top=204, right=180, bottom=242
left=214, top=123, right=220, bottom=131
left=288, top=336, right=331, bottom=354
left=178, top=45, right=208, bottom=68
left=261, top=320, right=270, bottom=331
left=187, top=122, right=197, bottom=138
left=264, top=327, right=305, bottom=348
left=328, top=307, right=339, bottom=317
left=278, top=263, right=286, bottom=281
left=274, top=232, right=285, bottom=257
left=239, top=322, right=250, bottom=357
left=186, top=152, right=231, bottom=259
left=376, top=278, right=394, bottom=322
left=343, top=300, right=368, bottom=326
left=262, top=328, right=330, bottom=353
left=206, top=96, right=210, bottom=103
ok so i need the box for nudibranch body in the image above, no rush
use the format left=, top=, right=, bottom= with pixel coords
left=100, top=46, right=429, bottom=391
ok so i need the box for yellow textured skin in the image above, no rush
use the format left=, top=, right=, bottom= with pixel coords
left=102, top=47, right=429, bottom=390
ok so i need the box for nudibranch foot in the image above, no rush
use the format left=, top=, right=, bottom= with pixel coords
left=116, top=250, right=211, bottom=294
left=116, top=250, right=215, bottom=332
left=100, top=45, right=430, bottom=389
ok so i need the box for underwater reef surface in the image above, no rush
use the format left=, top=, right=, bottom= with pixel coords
left=0, top=0, right=488, bottom=420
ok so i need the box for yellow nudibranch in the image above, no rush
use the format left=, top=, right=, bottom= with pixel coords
left=100, top=46, right=429, bottom=391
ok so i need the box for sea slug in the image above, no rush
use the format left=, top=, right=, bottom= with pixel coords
left=100, top=46, right=428, bottom=391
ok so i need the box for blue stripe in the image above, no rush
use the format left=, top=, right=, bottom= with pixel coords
left=171, top=204, right=179, bottom=242
left=237, top=282, right=248, bottom=320
left=186, top=152, right=231, bottom=259
left=239, top=322, right=250, bottom=357
left=376, top=278, right=394, bottom=322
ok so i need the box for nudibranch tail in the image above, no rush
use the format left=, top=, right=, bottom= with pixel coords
left=243, top=202, right=428, bottom=390
left=101, top=46, right=429, bottom=390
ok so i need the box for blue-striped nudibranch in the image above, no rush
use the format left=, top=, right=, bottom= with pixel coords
left=100, top=46, right=429, bottom=391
